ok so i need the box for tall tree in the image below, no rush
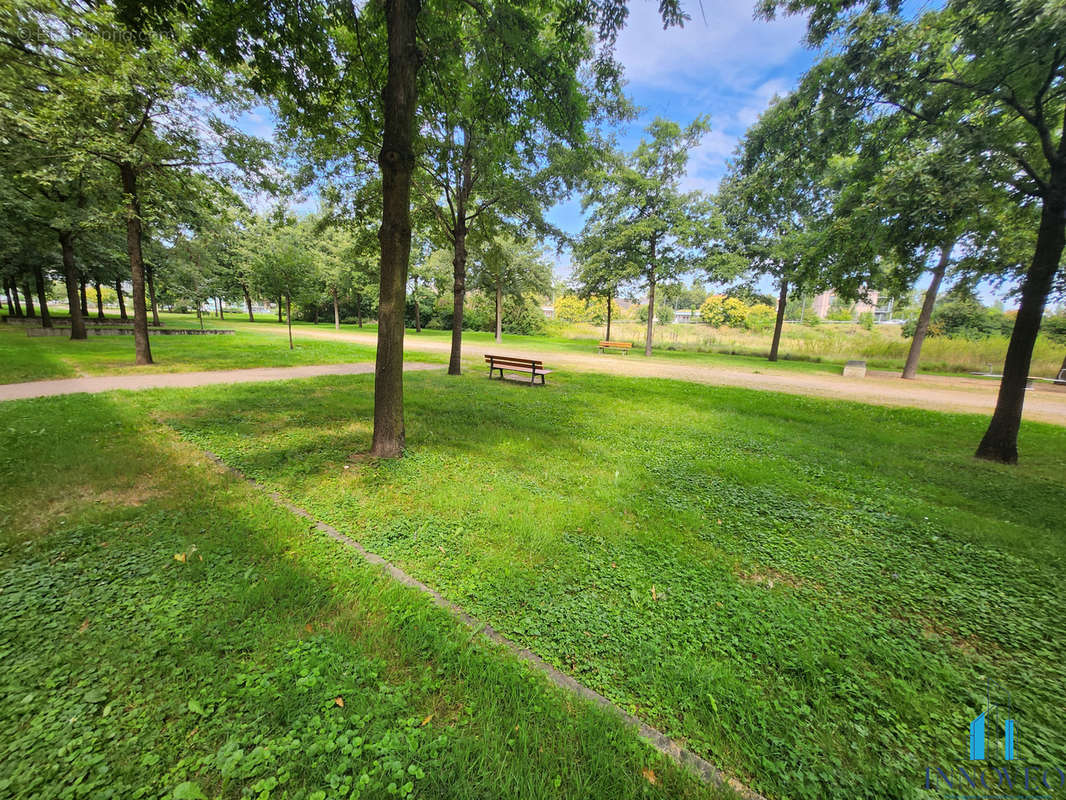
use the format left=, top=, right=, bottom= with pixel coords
left=579, top=117, right=715, bottom=356
left=470, top=232, right=553, bottom=344
left=759, top=0, right=1066, bottom=462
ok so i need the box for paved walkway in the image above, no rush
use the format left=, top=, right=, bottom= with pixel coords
left=0, top=362, right=440, bottom=401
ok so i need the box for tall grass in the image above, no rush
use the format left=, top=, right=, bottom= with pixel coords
left=549, top=320, right=1065, bottom=375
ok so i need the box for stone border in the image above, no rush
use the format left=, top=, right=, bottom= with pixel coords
left=201, top=449, right=766, bottom=800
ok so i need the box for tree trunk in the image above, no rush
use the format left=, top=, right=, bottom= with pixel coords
left=243, top=283, right=254, bottom=322
left=286, top=294, right=293, bottom=349
left=277, top=296, right=283, bottom=322
left=370, top=0, right=420, bottom=458
left=333, top=287, right=340, bottom=329
left=976, top=177, right=1065, bottom=464
left=313, top=303, right=318, bottom=324
left=1056, top=352, right=1066, bottom=386
left=448, top=223, right=467, bottom=374
left=219, top=297, right=225, bottom=321
left=33, top=262, right=51, bottom=328
left=495, top=275, right=502, bottom=344
left=902, top=245, right=951, bottom=380
left=115, top=279, right=129, bottom=321
left=356, top=293, right=363, bottom=327
left=644, top=264, right=656, bottom=356
left=768, top=277, right=789, bottom=362
left=78, top=276, right=88, bottom=317
left=94, top=281, right=105, bottom=320
left=412, top=275, right=421, bottom=333
left=58, top=231, right=86, bottom=339
left=119, top=163, right=152, bottom=365
left=3, top=280, right=14, bottom=316
left=606, top=293, right=612, bottom=342
left=22, top=283, right=35, bottom=317
left=197, top=305, right=204, bottom=330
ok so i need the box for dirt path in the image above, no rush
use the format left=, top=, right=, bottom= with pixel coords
left=0, top=361, right=440, bottom=402
left=289, top=326, right=1066, bottom=426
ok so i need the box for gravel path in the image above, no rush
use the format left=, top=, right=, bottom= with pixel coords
left=295, top=326, right=1066, bottom=426
left=0, top=361, right=440, bottom=401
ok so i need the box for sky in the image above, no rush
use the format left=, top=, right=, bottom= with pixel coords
left=546, top=0, right=816, bottom=246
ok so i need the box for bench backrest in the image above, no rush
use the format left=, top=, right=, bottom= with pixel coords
left=485, top=354, right=543, bottom=369
left=599, top=340, right=632, bottom=348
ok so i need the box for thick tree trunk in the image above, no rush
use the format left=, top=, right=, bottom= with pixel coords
left=219, top=297, right=225, bottom=321
left=119, top=163, right=152, bottom=365
left=370, top=0, right=420, bottom=458
left=3, top=280, right=14, bottom=316
left=22, top=283, right=35, bottom=317
left=902, top=245, right=951, bottom=379
left=333, top=287, right=340, bottom=329
left=286, top=294, right=293, bottom=349
left=277, top=296, right=283, bottom=322
left=11, top=281, right=23, bottom=316
left=115, top=279, right=129, bottom=321
left=768, top=277, right=789, bottom=362
left=606, top=294, right=612, bottom=342
left=33, top=262, right=51, bottom=328
left=243, top=283, right=254, bottom=322
left=78, top=276, right=88, bottom=317
left=976, top=179, right=1065, bottom=464
left=495, top=276, right=502, bottom=344
left=94, top=281, right=105, bottom=320
left=58, top=231, right=86, bottom=339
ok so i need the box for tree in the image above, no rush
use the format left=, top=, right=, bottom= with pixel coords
left=4, top=2, right=267, bottom=364
left=470, top=233, right=552, bottom=344
left=244, top=213, right=313, bottom=349
left=579, top=117, right=715, bottom=356
left=758, top=0, right=1066, bottom=462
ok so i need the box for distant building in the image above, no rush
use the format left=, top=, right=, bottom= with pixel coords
left=541, top=305, right=554, bottom=319
left=810, top=289, right=894, bottom=322
left=674, top=309, right=699, bottom=323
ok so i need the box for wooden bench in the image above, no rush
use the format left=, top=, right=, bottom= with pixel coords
left=598, top=340, right=632, bottom=354
left=485, top=354, right=551, bottom=385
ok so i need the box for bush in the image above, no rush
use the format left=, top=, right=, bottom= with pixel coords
left=699, top=295, right=751, bottom=328
left=858, top=311, right=875, bottom=330
left=553, top=294, right=588, bottom=322
left=744, top=304, right=777, bottom=332
left=1040, top=314, right=1066, bottom=344
left=902, top=301, right=1014, bottom=340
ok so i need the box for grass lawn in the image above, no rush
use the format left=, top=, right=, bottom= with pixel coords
left=146, top=369, right=1065, bottom=799
left=0, top=321, right=444, bottom=385
left=0, top=391, right=721, bottom=800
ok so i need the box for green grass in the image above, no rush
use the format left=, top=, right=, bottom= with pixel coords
left=145, top=369, right=1066, bottom=799
left=0, top=391, right=723, bottom=800
left=0, top=321, right=445, bottom=384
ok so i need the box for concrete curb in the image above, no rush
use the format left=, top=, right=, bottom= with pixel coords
left=200, top=449, right=767, bottom=800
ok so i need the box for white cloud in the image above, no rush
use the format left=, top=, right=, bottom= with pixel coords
left=614, top=1, right=809, bottom=92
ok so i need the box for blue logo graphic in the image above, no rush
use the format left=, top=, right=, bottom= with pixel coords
left=969, top=680, right=1015, bottom=762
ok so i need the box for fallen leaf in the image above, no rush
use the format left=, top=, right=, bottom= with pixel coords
left=420, top=714, right=433, bottom=727
left=438, top=546, right=446, bottom=554
left=78, top=618, right=90, bottom=633
left=334, top=696, right=344, bottom=707
left=651, top=585, right=657, bottom=602
left=641, top=768, right=657, bottom=785
left=304, top=623, right=313, bottom=633
left=174, top=553, right=186, bottom=563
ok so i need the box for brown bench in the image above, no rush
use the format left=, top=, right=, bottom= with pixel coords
left=598, top=340, right=632, bottom=354
left=485, top=354, right=551, bottom=385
